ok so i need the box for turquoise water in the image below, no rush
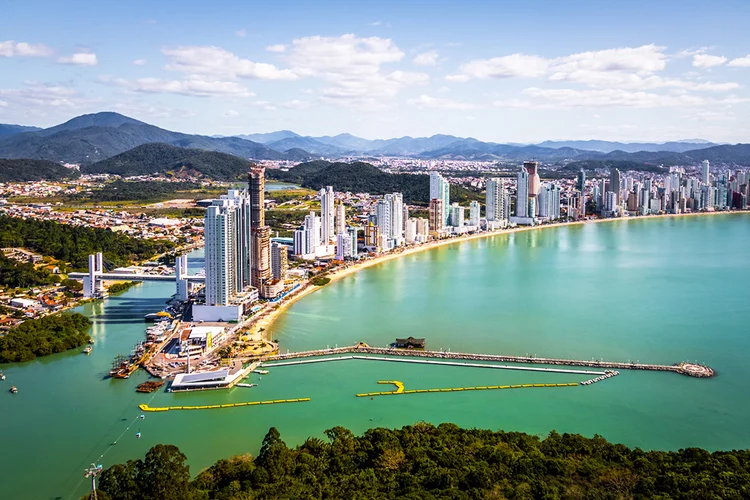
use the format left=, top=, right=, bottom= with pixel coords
left=1, top=214, right=748, bottom=499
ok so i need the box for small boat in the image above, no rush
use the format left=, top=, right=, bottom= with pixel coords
left=10, top=386, right=18, bottom=393
left=83, top=346, right=93, bottom=355
left=0, top=372, right=5, bottom=381
left=136, top=432, right=141, bottom=439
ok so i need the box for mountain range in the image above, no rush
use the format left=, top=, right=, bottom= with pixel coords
left=0, top=112, right=748, bottom=168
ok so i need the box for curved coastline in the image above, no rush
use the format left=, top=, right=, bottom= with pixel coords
left=252, top=210, right=748, bottom=339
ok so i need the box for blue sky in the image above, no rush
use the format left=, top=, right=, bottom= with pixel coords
left=2, top=0, right=750, bottom=143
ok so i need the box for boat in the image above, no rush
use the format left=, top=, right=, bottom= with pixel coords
left=10, top=386, right=18, bottom=393
left=136, top=380, right=164, bottom=393
left=0, top=372, right=5, bottom=381
left=83, top=346, right=92, bottom=355
left=144, top=311, right=173, bottom=322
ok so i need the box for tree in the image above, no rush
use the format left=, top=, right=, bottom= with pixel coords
left=137, top=444, right=190, bottom=500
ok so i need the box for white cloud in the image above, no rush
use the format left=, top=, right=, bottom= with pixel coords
left=162, top=45, right=297, bottom=80
left=284, top=34, right=426, bottom=106
left=99, top=75, right=254, bottom=97
left=728, top=55, right=750, bottom=67
left=133, top=59, right=147, bottom=66
left=458, top=54, right=549, bottom=79
left=0, top=82, right=91, bottom=107
left=692, top=54, right=727, bottom=68
left=58, top=52, right=98, bottom=66
left=235, top=29, right=247, bottom=38
left=266, top=44, right=287, bottom=53
left=493, top=87, right=749, bottom=109
left=0, top=40, right=53, bottom=57
left=408, top=94, right=475, bottom=110
left=445, top=74, right=471, bottom=83
left=224, top=110, right=240, bottom=117
left=0, top=100, right=7, bottom=107
left=252, top=101, right=276, bottom=111
left=281, top=99, right=310, bottom=109
left=369, top=21, right=382, bottom=26
left=413, top=50, right=439, bottom=66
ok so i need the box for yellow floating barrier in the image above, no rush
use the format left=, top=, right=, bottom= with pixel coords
left=511, top=384, right=522, bottom=388
left=358, top=377, right=585, bottom=398
left=499, top=385, right=511, bottom=389
left=139, top=398, right=310, bottom=412
left=487, top=385, right=499, bottom=389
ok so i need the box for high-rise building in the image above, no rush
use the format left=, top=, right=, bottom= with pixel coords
left=524, top=161, right=541, bottom=199
left=319, top=186, right=335, bottom=244
left=429, top=171, right=450, bottom=225
left=486, top=178, right=506, bottom=222
left=197, top=186, right=258, bottom=321
left=334, top=201, right=346, bottom=236
left=375, top=193, right=404, bottom=248
left=429, top=198, right=444, bottom=234
left=538, top=183, right=561, bottom=219
left=702, top=160, right=711, bottom=186
left=577, top=169, right=586, bottom=192
left=469, top=200, right=480, bottom=227
left=335, top=232, right=352, bottom=260
left=249, top=167, right=272, bottom=295
left=516, top=167, right=530, bottom=218
left=271, top=241, right=288, bottom=281
left=450, top=203, right=465, bottom=227
left=347, top=226, right=359, bottom=258
left=610, top=168, right=622, bottom=206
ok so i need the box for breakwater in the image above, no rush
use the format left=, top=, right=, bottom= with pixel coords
left=356, top=379, right=581, bottom=397
left=255, top=344, right=715, bottom=378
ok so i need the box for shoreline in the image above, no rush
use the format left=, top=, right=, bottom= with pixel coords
left=251, top=209, right=748, bottom=339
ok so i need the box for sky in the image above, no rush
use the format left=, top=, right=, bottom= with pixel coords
left=1, top=0, right=750, bottom=143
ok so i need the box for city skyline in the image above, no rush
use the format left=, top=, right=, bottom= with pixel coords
left=2, top=1, right=750, bottom=143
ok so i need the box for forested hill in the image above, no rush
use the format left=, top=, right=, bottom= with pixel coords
left=267, top=160, right=482, bottom=205
left=94, top=423, right=750, bottom=500
left=0, top=215, right=174, bottom=269
left=82, top=143, right=253, bottom=180
left=0, top=158, right=80, bottom=182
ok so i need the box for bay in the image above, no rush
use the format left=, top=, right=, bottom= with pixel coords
left=1, top=214, right=748, bottom=499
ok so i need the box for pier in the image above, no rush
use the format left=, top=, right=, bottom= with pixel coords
left=254, top=344, right=715, bottom=378
left=263, top=355, right=608, bottom=376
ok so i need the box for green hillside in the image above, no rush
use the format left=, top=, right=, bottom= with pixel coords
left=0, top=158, right=80, bottom=182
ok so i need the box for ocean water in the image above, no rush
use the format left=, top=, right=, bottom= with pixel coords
left=1, top=214, right=748, bottom=499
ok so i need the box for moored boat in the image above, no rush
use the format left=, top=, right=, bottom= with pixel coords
left=10, top=386, right=18, bottom=393
left=83, top=346, right=93, bottom=354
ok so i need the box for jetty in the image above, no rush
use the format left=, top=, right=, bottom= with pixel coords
left=254, top=344, right=715, bottom=378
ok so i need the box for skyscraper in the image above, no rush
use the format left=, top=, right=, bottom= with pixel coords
left=249, top=166, right=272, bottom=295
left=429, top=171, right=450, bottom=225
left=271, top=241, right=288, bottom=281
left=319, top=186, right=335, bottom=244
left=524, top=161, right=541, bottom=199
left=610, top=168, right=622, bottom=206
left=702, top=160, right=711, bottom=186
left=375, top=193, right=404, bottom=249
left=577, top=169, right=586, bottom=217
left=516, top=167, right=530, bottom=218
left=485, top=178, right=506, bottom=222
left=429, top=198, right=444, bottom=233
left=334, top=201, right=345, bottom=236
left=469, top=200, right=480, bottom=227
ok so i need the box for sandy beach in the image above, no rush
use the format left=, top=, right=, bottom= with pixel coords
left=249, top=209, right=748, bottom=339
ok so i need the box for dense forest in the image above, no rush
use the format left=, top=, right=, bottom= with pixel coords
left=267, top=161, right=482, bottom=205
left=81, top=143, right=259, bottom=180
left=0, top=158, right=80, bottom=182
left=0, top=215, right=174, bottom=269
left=74, top=180, right=202, bottom=202
left=92, top=424, right=750, bottom=500
left=0, top=312, right=92, bottom=363
left=0, top=254, right=60, bottom=289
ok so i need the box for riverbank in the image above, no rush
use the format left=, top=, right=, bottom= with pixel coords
left=251, top=209, right=748, bottom=339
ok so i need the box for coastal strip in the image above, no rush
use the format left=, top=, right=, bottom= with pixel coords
left=251, top=210, right=749, bottom=339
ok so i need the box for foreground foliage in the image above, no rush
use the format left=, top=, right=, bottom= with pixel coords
left=0, top=215, right=174, bottom=269
left=97, top=424, right=750, bottom=499
left=0, top=313, right=91, bottom=363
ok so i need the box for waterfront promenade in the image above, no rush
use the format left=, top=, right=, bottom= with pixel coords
left=255, top=344, right=715, bottom=378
